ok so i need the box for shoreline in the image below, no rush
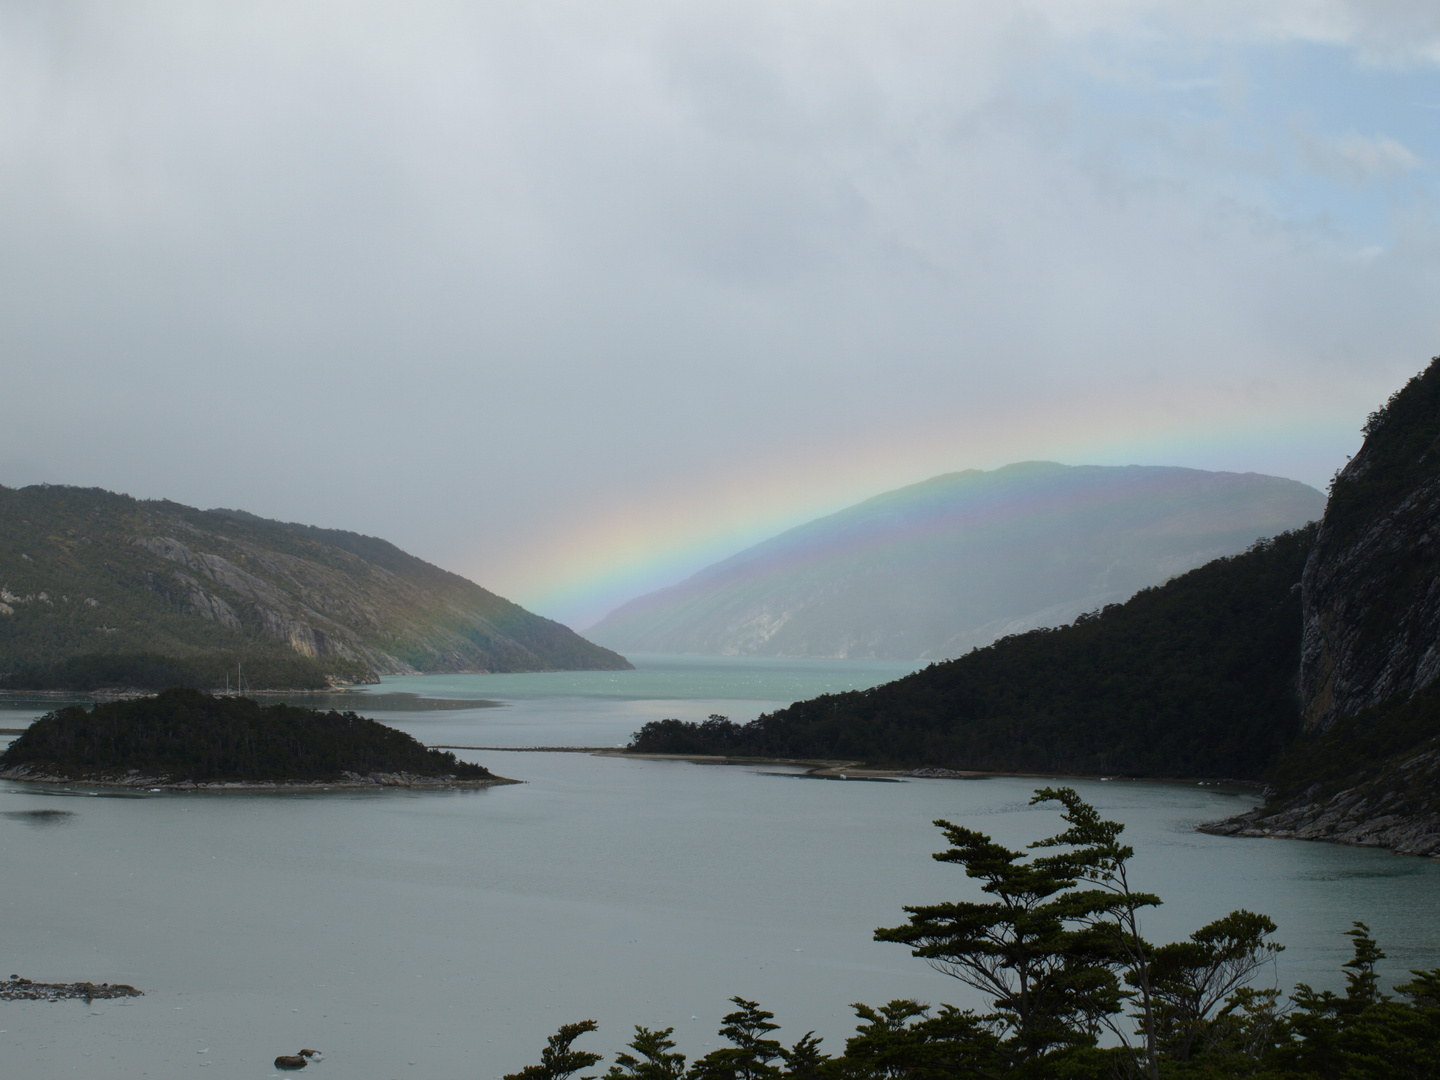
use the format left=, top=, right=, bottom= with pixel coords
left=0, top=687, right=375, bottom=702
left=433, top=745, right=1266, bottom=788
left=616, top=753, right=1265, bottom=787
left=0, top=764, right=520, bottom=792
left=501, top=749, right=1436, bottom=859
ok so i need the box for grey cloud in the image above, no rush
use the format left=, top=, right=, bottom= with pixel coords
left=1296, top=128, right=1424, bottom=186
left=2, top=1, right=1438, bottom=622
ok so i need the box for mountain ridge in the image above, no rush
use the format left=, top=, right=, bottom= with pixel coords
left=0, top=484, right=629, bottom=690
left=590, top=461, right=1325, bottom=660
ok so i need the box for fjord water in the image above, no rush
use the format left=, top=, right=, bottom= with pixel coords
left=3, top=657, right=1439, bottom=1080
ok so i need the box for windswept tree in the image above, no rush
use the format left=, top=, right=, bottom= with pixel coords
left=1145, top=908, right=1283, bottom=1062
left=504, top=1020, right=603, bottom=1080
left=874, top=795, right=1134, bottom=1071
left=832, top=999, right=1002, bottom=1080
left=1027, top=786, right=1165, bottom=1075
left=604, top=1027, right=688, bottom=1080
left=872, top=788, right=1287, bottom=1078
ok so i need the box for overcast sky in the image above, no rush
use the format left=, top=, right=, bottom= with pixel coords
left=3, top=0, right=1439, bottom=628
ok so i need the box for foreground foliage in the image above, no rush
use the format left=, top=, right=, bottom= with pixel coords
left=506, top=790, right=1440, bottom=1080
left=0, top=687, right=493, bottom=782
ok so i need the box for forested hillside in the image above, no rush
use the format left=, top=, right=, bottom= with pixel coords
left=632, top=358, right=1440, bottom=858
left=0, top=485, right=629, bottom=690
left=632, top=526, right=1315, bottom=779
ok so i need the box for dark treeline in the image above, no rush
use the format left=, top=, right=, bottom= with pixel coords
left=506, top=790, right=1440, bottom=1080
left=0, top=651, right=371, bottom=693
left=0, top=688, right=492, bottom=782
left=631, top=527, right=1316, bottom=778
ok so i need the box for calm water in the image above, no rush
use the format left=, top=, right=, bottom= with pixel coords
left=2, top=656, right=1438, bottom=1080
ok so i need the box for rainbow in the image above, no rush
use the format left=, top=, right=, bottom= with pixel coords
left=505, top=397, right=1361, bottom=630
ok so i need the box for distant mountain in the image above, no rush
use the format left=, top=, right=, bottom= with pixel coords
left=589, top=462, right=1325, bottom=660
left=0, top=485, right=630, bottom=691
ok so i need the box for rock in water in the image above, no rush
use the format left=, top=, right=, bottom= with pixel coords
left=0, top=976, right=143, bottom=1002
left=274, top=1049, right=321, bottom=1069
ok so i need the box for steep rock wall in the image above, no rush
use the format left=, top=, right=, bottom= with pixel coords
left=1202, top=357, right=1440, bottom=858
left=1300, top=359, right=1440, bottom=730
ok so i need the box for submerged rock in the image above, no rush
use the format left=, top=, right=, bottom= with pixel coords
left=0, top=976, right=143, bottom=1002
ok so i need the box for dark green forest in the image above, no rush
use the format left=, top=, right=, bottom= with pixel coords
left=631, top=527, right=1317, bottom=779
left=0, top=651, right=368, bottom=693
left=505, top=791, right=1440, bottom=1080
left=0, top=688, right=494, bottom=783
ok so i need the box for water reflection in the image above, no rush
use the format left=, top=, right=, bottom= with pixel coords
left=2, top=807, right=75, bottom=825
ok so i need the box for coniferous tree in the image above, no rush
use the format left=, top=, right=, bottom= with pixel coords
left=504, top=1021, right=603, bottom=1080
left=689, top=998, right=784, bottom=1080
left=604, top=1027, right=688, bottom=1080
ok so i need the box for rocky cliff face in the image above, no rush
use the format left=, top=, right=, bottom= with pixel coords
left=1203, top=357, right=1440, bottom=858
left=1299, top=361, right=1440, bottom=729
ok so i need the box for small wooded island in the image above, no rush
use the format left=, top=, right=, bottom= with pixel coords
left=0, top=688, right=513, bottom=789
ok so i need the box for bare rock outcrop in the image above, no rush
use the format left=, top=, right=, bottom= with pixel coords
left=1298, top=359, right=1440, bottom=731
left=1299, top=473, right=1440, bottom=731
left=1200, top=742, right=1440, bottom=858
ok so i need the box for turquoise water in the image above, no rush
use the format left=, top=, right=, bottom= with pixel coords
left=2, top=657, right=1437, bottom=1080
left=340, top=653, right=926, bottom=748
left=0, top=654, right=924, bottom=750
left=370, top=653, right=927, bottom=703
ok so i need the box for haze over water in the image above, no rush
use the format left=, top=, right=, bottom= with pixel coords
left=3, top=657, right=1439, bottom=1080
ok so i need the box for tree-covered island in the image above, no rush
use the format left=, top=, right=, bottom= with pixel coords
left=0, top=687, right=511, bottom=789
